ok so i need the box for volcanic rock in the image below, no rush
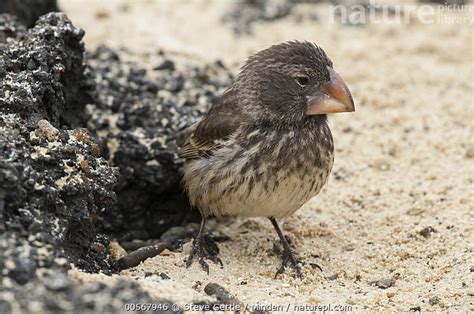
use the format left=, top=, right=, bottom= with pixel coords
left=0, top=0, right=59, bottom=28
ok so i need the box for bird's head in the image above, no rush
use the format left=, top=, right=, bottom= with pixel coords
left=235, top=41, right=355, bottom=125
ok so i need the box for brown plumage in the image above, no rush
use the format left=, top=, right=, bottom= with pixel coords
left=179, top=41, right=355, bottom=278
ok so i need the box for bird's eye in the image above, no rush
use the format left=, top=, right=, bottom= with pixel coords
left=295, top=76, right=309, bottom=87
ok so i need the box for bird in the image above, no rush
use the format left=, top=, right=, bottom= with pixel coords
left=179, top=41, right=354, bottom=278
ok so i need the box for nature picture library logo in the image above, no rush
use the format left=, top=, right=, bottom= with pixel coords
left=329, top=0, right=474, bottom=25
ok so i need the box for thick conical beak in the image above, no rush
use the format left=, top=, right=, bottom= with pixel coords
left=306, top=67, right=355, bottom=115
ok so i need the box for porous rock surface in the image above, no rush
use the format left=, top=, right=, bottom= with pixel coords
left=0, top=12, right=116, bottom=275
left=0, top=13, right=91, bottom=128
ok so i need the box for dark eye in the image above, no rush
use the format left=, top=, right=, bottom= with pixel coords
left=295, top=76, right=309, bottom=87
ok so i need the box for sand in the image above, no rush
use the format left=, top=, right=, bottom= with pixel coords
left=59, top=0, right=473, bottom=311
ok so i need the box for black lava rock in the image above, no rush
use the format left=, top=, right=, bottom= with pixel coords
left=222, top=0, right=295, bottom=35
left=0, top=115, right=118, bottom=277
left=0, top=13, right=141, bottom=311
left=85, top=45, right=234, bottom=240
left=0, top=12, right=92, bottom=128
left=0, top=275, right=180, bottom=313
left=0, top=0, right=59, bottom=28
left=222, top=0, right=326, bottom=35
left=0, top=13, right=118, bottom=277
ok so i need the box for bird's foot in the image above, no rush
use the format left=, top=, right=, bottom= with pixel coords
left=275, top=247, right=303, bottom=279
left=185, top=235, right=223, bottom=274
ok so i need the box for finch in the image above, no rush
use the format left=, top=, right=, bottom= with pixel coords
left=179, top=41, right=355, bottom=278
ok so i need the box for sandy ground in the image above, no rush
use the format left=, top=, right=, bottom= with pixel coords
left=59, top=0, right=473, bottom=311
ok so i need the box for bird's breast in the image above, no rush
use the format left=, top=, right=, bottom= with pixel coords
left=183, top=123, right=334, bottom=218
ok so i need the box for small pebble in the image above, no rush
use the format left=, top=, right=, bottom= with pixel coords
left=369, top=278, right=396, bottom=289
left=324, top=274, right=338, bottom=281
left=159, top=248, right=172, bottom=256
left=386, top=291, right=396, bottom=298
left=109, top=241, right=127, bottom=261
left=154, top=59, right=175, bottom=71
left=204, top=283, right=240, bottom=305
left=419, top=226, right=436, bottom=238
left=159, top=273, right=171, bottom=280
left=95, top=9, right=109, bottom=19
left=429, top=296, right=440, bottom=305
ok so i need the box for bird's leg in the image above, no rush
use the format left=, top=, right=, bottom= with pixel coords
left=269, top=217, right=303, bottom=279
left=186, top=218, right=223, bottom=274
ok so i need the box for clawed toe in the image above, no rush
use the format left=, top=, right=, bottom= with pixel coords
left=186, top=236, right=223, bottom=274
left=274, top=248, right=303, bottom=279
left=209, top=254, right=223, bottom=267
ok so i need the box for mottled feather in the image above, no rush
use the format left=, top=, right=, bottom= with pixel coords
left=179, top=88, right=241, bottom=160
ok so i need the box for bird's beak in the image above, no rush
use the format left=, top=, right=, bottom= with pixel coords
left=306, top=67, right=355, bottom=115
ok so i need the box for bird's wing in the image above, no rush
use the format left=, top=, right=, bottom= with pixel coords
left=179, top=89, right=241, bottom=160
